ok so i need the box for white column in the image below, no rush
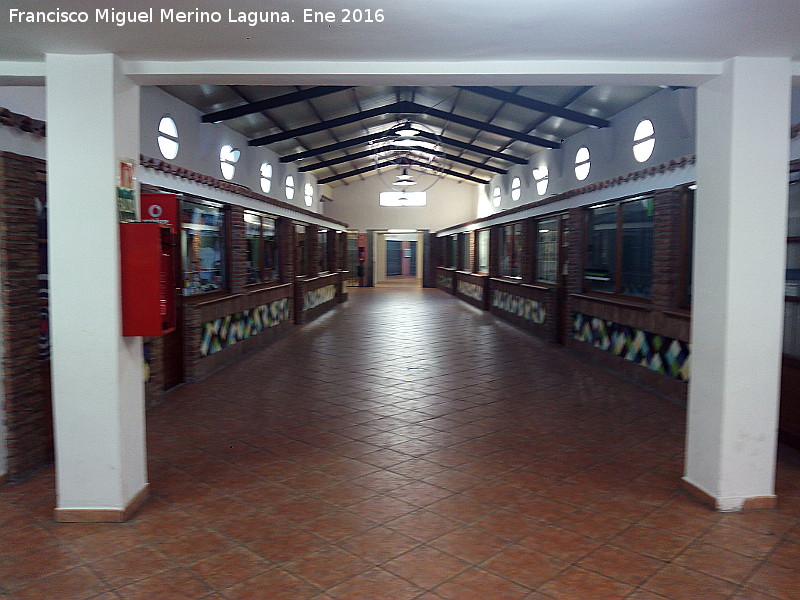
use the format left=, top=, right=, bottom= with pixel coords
left=46, top=54, right=148, bottom=521
left=685, top=57, right=792, bottom=511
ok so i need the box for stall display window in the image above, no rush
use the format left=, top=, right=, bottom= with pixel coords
left=586, top=197, right=654, bottom=297
left=318, top=229, right=329, bottom=273
left=245, top=212, right=279, bottom=284
left=498, top=222, right=523, bottom=278
left=476, top=229, right=490, bottom=273
left=536, top=217, right=558, bottom=284
left=459, top=232, right=472, bottom=271
left=296, top=225, right=307, bottom=277
left=182, top=200, right=226, bottom=295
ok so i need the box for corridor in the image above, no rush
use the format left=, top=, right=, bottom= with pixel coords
left=2, top=287, right=799, bottom=600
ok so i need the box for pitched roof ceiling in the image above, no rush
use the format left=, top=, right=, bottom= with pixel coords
left=160, top=84, right=663, bottom=186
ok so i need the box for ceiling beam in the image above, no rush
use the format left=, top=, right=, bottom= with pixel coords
left=202, top=86, right=352, bottom=123
left=280, top=131, right=389, bottom=162
left=457, top=86, right=610, bottom=128
left=249, top=100, right=560, bottom=148
left=318, top=159, right=489, bottom=185
left=298, top=145, right=507, bottom=175
left=414, top=131, right=528, bottom=165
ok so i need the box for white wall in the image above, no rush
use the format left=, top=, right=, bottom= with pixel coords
left=324, top=174, right=478, bottom=231
left=483, top=87, right=697, bottom=216
left=140, top=86, right=322, bottom=213
left=0, top=86, right=46, bottom=158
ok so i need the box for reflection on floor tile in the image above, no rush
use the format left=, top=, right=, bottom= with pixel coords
left=2, top=287, right=799, bottom=599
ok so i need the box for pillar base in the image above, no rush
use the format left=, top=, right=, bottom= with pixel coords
left=54, top=483, right=149, bottom=523
left=681, top=478, right=776, bottom=512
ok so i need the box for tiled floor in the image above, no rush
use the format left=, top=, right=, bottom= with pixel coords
left=2, top=286, right=800, bottom=600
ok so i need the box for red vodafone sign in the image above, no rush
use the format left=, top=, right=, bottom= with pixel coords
left=140, top=193, right=178, bottom=234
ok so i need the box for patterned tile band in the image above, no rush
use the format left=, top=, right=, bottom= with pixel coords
left=492, top=289, right=546, bottom=325
left=572, top=312, right=691, bottom=381
left=200, top=297, right=291, bottom=357
left=304, top=284, right=337, bottom=311
left=457, top=280, right=484, bottom=302
left=437, top=274, right=454, bottom=289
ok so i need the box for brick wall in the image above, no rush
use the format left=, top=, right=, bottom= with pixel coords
left=0, top=151, right=52, bottom=480
left=229, top=205, right=247, bottom=293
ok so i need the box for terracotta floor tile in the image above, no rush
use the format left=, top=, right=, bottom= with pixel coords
left=221, top=568, right=319, bottom=600
left=9, top=567, right=109, bottom=600
left=327, top=567, right=424, bottom=600
left=673, top=542, right=760, bottom=584
left=519, top=526, right=602, bottom=562
left=576, top=545, right=665, bottom=586
left=429, top=525, right=510, bottom=563
left=89, top=546, right=175, bottom=589
left=186, top=547, right=271, bottom=590
left=383, top=545, right=470, bottom=589
left=284, top=546, right=371, bottom=588
left=385, top=509, right=462, bottom=542
left=538, top=566, right=634, bottom=600
left=154, top=529, right=234, bottom=565
left=481, top=545, right=568, bottom=588
left=6, top=288, right=800, bottom=600
left=336, top=526, right=420, bottom=564
left=114, top=567, right=210, bottom=600
left=609, top=525, right=692, bottom=561
left=745, top=562, right=800, bottom=600
left=643, top=564, right=738, bottom=600
left=433, top=566, right=530, bottom=600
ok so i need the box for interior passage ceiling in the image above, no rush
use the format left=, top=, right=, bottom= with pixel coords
left=2, top=0, right=800, bottom=62
left=160, top=83, right=663, bottom=187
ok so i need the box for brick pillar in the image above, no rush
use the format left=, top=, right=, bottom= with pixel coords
left=328, top=229, right=340, bottom=272
left=229, top=206, right=246, bottom=293
left=651, top=190, right=683, bottom=310
left=488, top=226, right=500, bottom=277
left=277, top=217, right=295, bottom=282
left=520, top=218, right=535, bottom=283
left=307, top=224, right=319, bottom=276
left=564, top=207, right=586, bottom=341
left=0, top=152, right=51, bottom=480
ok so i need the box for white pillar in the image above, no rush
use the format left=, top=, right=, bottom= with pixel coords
left=46, top=54, right=148, bottom=521
left=685, top=57, right=792, bottom=511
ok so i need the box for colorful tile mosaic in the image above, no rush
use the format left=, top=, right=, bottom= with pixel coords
left=492, top=289, right=546, bottom=325
left=200, top=297, right=291, bottom=357
left=457, top=280, right=484, bottom=302
left=304, top=284, right=337, bottom=311
left=572, top=312, right=691, bottom=381
left=437, top=273, right=454, bottom=290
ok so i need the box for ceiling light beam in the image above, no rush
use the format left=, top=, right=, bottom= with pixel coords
left=202, top=85, right=353, bottom=123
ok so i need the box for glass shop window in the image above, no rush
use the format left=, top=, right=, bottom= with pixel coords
left=459, top=232, right=472, bottom=271
left=245, top=212, right=280, bottom=284
left=476, top=229, right=490, bottom=273
left=447, top=234, right=458, bottom=268
left=181, top=200, right=226, bottom=296
left=296, top=225, right=307, bottom=277
left=318, top=229, right=329, bottom=273
left=586, top=197, right=654, bottom=298
left=536, top=217, right=559, bottom=284
left=498, top=222, right=523, bottom=278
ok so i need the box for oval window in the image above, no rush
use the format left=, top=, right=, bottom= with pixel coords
left=285, top=175, right=295, bottom=200
left=575, top=147, right=590, bottom=181
left=633, top=119, right=656, bottom=162
left=219, top=145, right=240, bottom=180
left=260, top=162, right=272, bottom=194
left=157, top=116, right=179, bottom=160
left=533, top=165, right=548, bottom=195
left=511, top=177, right=521, bottom=201
left=492, top=186, right=501, bottom=207
left=304, top=182, right=314, bottom=207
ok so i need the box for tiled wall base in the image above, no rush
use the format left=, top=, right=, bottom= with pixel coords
left=54, top=483, right=150, bottom=523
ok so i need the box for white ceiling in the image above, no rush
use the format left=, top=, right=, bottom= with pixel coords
left=1, top=0, right=800, bottom=64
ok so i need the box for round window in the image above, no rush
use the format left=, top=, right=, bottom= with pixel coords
left=533, top=165, right=549, bottom=195
left=219, top=145, right=240, bottom=180
left=633, top=119, right=656, bottom=162
left=511, top=177, right=521, bottom=201
left=285, top=175, right=295, bottom=200
left=575, top=147, right=590, bottom=181
left=304, top=182, right=314, bottom=207
left=260, top=162, right=272, bottom=194
left=492, top=186, right=501, bottom=207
